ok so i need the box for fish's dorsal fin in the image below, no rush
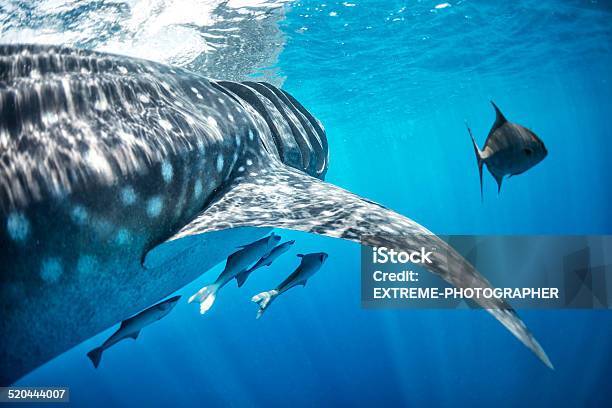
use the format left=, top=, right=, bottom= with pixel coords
left=489, top=100, right=508, bottom=135
left=235, top=270, right=250, bottom=288
left=144, top=163, right=552, bottom=368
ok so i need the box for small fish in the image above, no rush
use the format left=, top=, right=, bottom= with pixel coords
left=467, top=101, right=547, bottom=199
left=87, top=295, right=180, bottom=368
left=235, top=240, right=296, bottom=288
left=251, top=252, right=328, bottom=319
left=188, top=233, right=281, bottom=314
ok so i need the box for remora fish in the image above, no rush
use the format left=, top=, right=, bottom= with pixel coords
left=237, top=239, right=295, bottom=287
left=252, top=252, right=327, bottom=319
left=188, top=233, right=280, bottom=313
left=467, top=101, right=547, bottom=199
left=0, top=45, right=552, bottom=384
left=87, top=295, right=180, bottom=368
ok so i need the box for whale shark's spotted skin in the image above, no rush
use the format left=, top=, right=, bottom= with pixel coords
left=0, top=44, right=549, bottom=384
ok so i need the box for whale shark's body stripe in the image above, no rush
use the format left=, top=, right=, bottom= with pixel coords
left=0, top=44, right=550, bottom=384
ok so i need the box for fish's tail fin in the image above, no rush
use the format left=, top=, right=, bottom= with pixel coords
left=251, top=289, right=279, bottom=319
left=87, top=346, right=103, bottom=368
left=466, top=121, right=484, bottom=201
left=188, top=284, right=219, bottom=314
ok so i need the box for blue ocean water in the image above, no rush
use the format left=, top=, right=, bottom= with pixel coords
left=11, top=0, right=612, bottom=406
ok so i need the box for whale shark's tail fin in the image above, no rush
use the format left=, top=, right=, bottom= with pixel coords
left=251, top=289, right=279, bottom=319
left=466, top=122, right=484, bottom=201
left=188, top=284, right=219, bottom=314
left=87, top=346, right=104, bottom=368
left=148, top=163, right=552, bottom=368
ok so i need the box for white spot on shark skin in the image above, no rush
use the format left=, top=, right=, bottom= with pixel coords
left=248, top=129, right=254, bottom=141
left=115, top=228, right=131, bottom=245
left=138, top=94, right=150, bottom=103
left=77, top=255, right=98, bottom=279
left=216, top=155, right=224, bottom=173
left=159, top=119, right=173, bottom=131
left=117, top=65, right=128, bottom=74
left=161, top=161, right=173, bottom=183
left=196, top=94, right=204, bottom=100
left=234, top=134, right=241, bottom=146
left=246, top=159, right=253, bottom=166
left=197, top=139, right=205, bottom=152
left=238, top=166, right=245, bottom=173
left=94, top=93, right=109, bottom=111
left=207, top=116, right=218, bottom=128
left=147, top=196, right=163, bottom=217
left=194, top=179, right=203, bottom=198
left=71, top=206, right=88, bottom=225
left=121, top=187, right=137, bottom=205
left=7, top=212, right=30, bottom=242
left=40, top=258, right=62, bottom=283
left=228, top=113, right=234, bottom=122
left=85, top=149, right=112, bottom=177
left=190, top=87, right=199, bottom=94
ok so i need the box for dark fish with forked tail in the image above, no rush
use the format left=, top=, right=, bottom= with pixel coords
left=87, top=296, right=181, bottom=368
left=188, top=234, right=281, bottom=313
left=236, top=239, right=295, bottom=287
left=251, top=252, right=328, bottom=319
left=467, top=101, right=547, bottom=199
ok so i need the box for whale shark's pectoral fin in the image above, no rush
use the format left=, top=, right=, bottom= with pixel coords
left=149, top=164, right=552, bottom=368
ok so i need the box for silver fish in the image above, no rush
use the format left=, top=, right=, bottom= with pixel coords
left=467, top=101, right=548, bottom=199
left=236, top=239, right=296, bottom=287
left=251, top=252, right=328, bottom=319
left=87, top=295, right=180, bottom=368
left=188, top=234, right=281, bottom=313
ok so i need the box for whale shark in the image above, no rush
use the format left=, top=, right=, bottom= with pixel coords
left=0, top=44, right=551, bottom=384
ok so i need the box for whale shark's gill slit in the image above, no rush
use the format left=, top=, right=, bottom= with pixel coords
left=258, top=82, right=327, bottom=175
left=278, top=89, right=328, bottom=155
left=146, top=163, right=552, bottom=369
left=242, top=81, right=311, bottom=172
left=209, top=81, right=278, bottom=158
left=215, top=81, right=287, bottom=163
